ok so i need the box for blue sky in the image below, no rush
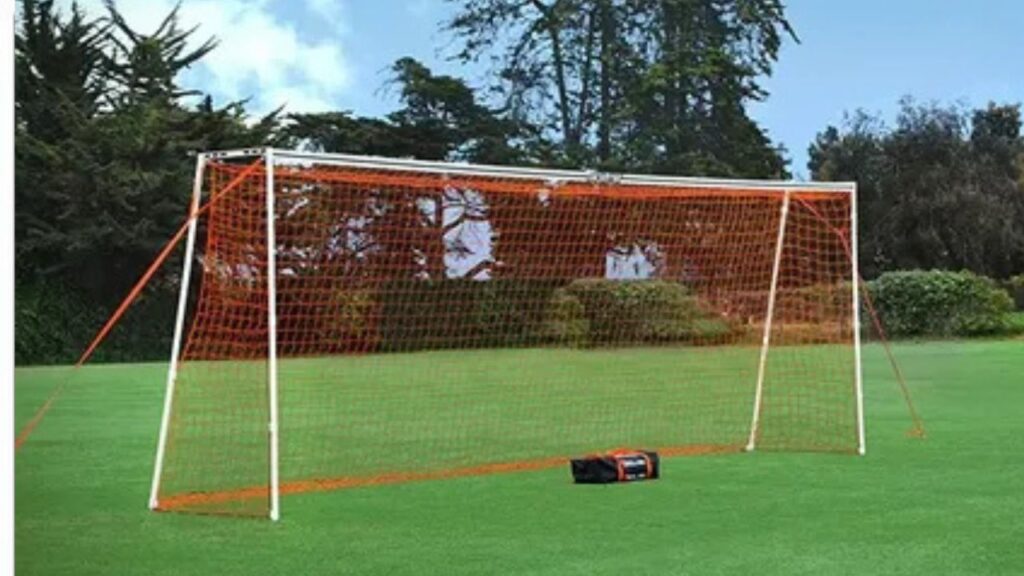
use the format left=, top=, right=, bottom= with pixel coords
left=752, top=0, right=1024, bottom=176
left=62, top=0, right=1024, bottom=177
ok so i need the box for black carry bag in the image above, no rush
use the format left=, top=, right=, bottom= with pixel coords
left=570, top=450, right=660, bottom=484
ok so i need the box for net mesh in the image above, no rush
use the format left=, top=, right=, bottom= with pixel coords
left=156, top=158, right=857, bottom=517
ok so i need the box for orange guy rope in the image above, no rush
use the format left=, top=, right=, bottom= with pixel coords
left=15, top=157, right=263, bottom=453
left=793, top=196, right=926, bottom=439
left=75, top=158, right=263, bottom=367
left=14, top=381, right=66, bottom=450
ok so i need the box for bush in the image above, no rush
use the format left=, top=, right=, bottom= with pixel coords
left=377, top=279, right=562, bottom=352
left=16, top=281, right=177, bottom=365
left=1003, top=274, right=1024, bottom=311
left=1005, top=312, right=1024, bottom=337
left=546, top=279, right=737, bottom=347
left=376, top=278, right=737, bottom=352
left=16, top=282, right=96, bottom=365
left=542, top=289, right=589, bottom=347
left=866, top=270, right=1014, bottom=338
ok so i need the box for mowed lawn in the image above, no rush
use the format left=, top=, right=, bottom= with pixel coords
left=14, top=340, right=1024, bottom=575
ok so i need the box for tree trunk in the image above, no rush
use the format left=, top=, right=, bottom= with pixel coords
left=597, top=0, right=613, bottom=163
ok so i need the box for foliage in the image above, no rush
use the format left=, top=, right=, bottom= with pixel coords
left=311, top=278, right=739, bottom=353
left=15, top=0, right=279, bottom=297
left=15, top=0, right=1024, bottom=366
left=15, top=280, right=176, bottom=365
left=866, top=270, right=1014, bottom=338
left=282, top=58, right=529, bottom=165
left=15, top=281, right=97, bottom=365
left=1005, top=312, right=1024, bottom=336
left=15, top=0, right=278, bottom=364
left=312, top=288, right=378, bottom=349
left=810, top=100, right=1024, bottom=279
left=547, top=279, right=738, bottom=346
left=542, top=288, right=590, bottom=347
left=1003, top=274, right=1024, bottom=310
left=377, top=279, right=562, bottom=351
left=444, top=0, right=794, bottom=176
left=15, top=0, right=108, bottom=140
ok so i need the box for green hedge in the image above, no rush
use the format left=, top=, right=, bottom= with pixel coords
left=18, top=277, right=737, bottom=364
left=18, top=269, right=1022, bottom=366
left=1003, top=274, right=1024, bottom=311
left=544, top=279, right=739, bottom=347
left=376, top=279, right=563, bottom=352
left=354, top=278, right=737, bottom=351
left=16, top=281, right=176, bottom=365
left=1006, top=312, right=1024, bottom=336
left=866, top=270, right=1014, bottom=338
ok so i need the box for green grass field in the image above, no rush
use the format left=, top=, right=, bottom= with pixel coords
left=15, top=340, right=1024, bottom=575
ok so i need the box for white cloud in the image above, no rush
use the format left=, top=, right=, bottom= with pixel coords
left=57, top=0, right=352, bottom=115
left=306, top=0, right=349, bottom=30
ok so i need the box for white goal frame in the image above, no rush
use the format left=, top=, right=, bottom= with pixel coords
left=147, top=148, right=863, bottom=520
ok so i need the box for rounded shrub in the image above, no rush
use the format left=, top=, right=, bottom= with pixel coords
left=546, top=279, right=737, bottom=346
left=1003, top=274, right=1024, bottom=311
left=377, top=278, right=563, bottom=351
left=866, top=270, right=1013, bottom=338
left=542, top=289, right=589, bottom=347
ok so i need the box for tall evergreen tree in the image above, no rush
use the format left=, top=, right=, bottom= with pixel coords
left=445, top=0, right=794, bottom=176
left=284, top=57, right=525, bottom=164
left=15, top=0, right=279, bottom=362
left=16, top=0, right=278, bottom=298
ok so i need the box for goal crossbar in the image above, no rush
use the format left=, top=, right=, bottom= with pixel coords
left=202, top=147, right=856, bottom=193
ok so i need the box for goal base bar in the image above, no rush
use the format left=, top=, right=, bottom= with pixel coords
left=154, top=444, right=742, bottom=514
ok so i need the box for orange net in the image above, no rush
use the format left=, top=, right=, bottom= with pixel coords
left=155, top=158, right=858, bottom=517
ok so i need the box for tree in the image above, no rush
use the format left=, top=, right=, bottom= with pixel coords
left=444, top=0, right=794, bottom=176
left=101, top=0, right=216, bottom=104
left=15, top=0, right=280, bottom=362
left=809, top=99, right=1024, bottom=278
left=16, top=0, right=278, bottom=298
left=15, top=0, right=107, bottom=140
left=446, top=0, right=641, bottom=166
left=808, top=112, right=889, bottom=276
left=16, top=0, right=107, bottom=283
left=284, top=57, right=526, bottom=164
left=280, top=58, right=524, bottom=281
left=967, top=104, right=1024, bottom=277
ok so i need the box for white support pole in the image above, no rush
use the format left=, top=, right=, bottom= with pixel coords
left=746, top=191, right=791, bottom=452
left=265, top=149, right=282, bottom=521
left=149, top=154, right=206, bottom=510
left=851, top=184, right=866, bottom=455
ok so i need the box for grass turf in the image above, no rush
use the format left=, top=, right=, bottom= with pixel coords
left=161, top=342, right=854, bottom=514
left=15, top=340, right=1024, bottom=575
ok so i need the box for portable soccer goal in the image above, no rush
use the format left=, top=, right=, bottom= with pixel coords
left=149, top=148, right=863, bottom=519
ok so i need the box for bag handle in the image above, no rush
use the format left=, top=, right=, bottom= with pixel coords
left=609, top=450, right=652, bottom=481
